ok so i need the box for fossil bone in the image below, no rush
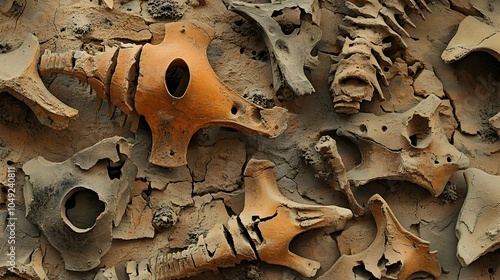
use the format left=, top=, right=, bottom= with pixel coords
left=22, top=137, right=137, bottom=271
left=225, top=0, right=321, bottom=99
left=441, top=16, right=500, bottom=64
left=318, top=194, right=441, bottom=280
left=314, top=135, right=365, bottom=216
left=456, top=168, right=500, bottom=266
left=331, top=0, right=430, bottom=114
left=335, top=95, right=469, bottom=196
left=39, top=21, right=289, bottom=168
left=128, top=159, right=353, bottom=279
left=0, top=34, right=78, bottom=129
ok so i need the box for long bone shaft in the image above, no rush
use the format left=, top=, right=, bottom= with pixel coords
left=128, top=159, right=353, bottom=280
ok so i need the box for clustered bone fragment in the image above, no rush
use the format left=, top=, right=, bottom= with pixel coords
left=330, top=0, right=430, bottom=114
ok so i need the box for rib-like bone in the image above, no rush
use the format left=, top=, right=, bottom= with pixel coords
left=225, top=0, right=321, bottom=99
left=128, top=159, right=353, bottom=279
left=0, top=34, right=78, bottom=129
left=318, top=194, right=441, bottom=280
left=331, top=0, right=430, bottom=114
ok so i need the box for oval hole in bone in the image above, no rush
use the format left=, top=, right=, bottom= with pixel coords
left=406, top=114, right=432, bottom=148
left=61, top=186, right=106, bottom=233
left=165, top=58, right=190, bottom=98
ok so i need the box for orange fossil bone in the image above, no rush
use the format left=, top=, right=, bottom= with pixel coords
left=318, top=194, right=441, bottom=280
left=128, top=159, right=353, bottom=279
left=39, top=22, right=289, bottom=168
left=0, top=34, right=78, bottom=129
left=134, top=22, right=288, bottom=167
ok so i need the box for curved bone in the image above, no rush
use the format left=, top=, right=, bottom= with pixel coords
left=331, top=0, right=430, bottom=114
left=0, top=34, right=78, bottom=129
left=134, top=22, right=288, bottom=167
left=225, top=0, right=321, bottom=99
left=336, top=95, right=469, bottom=196
left=456, top=168, right=500, bottom=266
left=318, top=194, right=441, bottom=280
left=129, top=159, right=353, bottom=279
left=22, top=137, right=137, bottom=271
left=441, top=16, right=500, bottom=64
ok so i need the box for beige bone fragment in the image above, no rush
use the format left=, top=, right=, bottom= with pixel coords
left=456, top=168, right=500, bottom=266
left=318, top=194, right=441, bottom=280
left=315, top=135, right=365, bottom=216
left=225, top=0, right=321, bottom=99
left=441, top=16, right=500, bottom=64
left=0, top=34, right=78, bottom=129
left=22, top=137, right=137, bottom=271
left=128, top=159, right=353, bottom=279
left=336, top=95, right=469, bottom=196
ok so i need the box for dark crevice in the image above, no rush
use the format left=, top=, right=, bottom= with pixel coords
left=236, top=216, right=260, bottom=260
left=222, top=224, right=238, bottom=257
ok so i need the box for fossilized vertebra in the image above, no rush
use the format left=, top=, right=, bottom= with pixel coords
left=0, top=34, right=78, bottom=129
left=318, top=194, right=441, bottom=280
left=441, top=16, right=500, bottom=64
left=225, top=0, right=321, bottom=99
left=331, top=0, right=430, bottom=114
left=128, top=159, right=353, bottom=279
left=39, top=21, right=288, bottom=168
left=456, top=168, right=500, bottom=266
left=336, top=95, right=469, bottom=196
left=22, top=137, right=137, bottom=271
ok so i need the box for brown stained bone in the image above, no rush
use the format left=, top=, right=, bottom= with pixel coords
left=0, top=34, right=78, bottom=129
left=318, top=194, right=441, bottom=280
left=225, top=0, right=321, bottom=99
left=331, top=0, right=430, bottom=114
left=336, top=95, right=469, bottom=196
left=128, top=159, right=353, bottom=279
left=22, top=137, right=137, bottom=271
left=314, top=135, right=365, bottom=216
left=441, top=16, right=500, bottom=64
left=134, top=22, right=288, bottom=168
left=456, top=168, right=500, bottom=266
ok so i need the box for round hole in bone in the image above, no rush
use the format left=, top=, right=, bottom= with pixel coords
left=165, top=58, right=190, bottom=99
left=61, top=186, right=105, bottom=233
left=360, top=124, right=367, bottom=132
left=231, top=106, right=238, bottom=115
left=447, top=156, right=452, bottom=162
left=381, top=126, right=387, bottom=132
left=406, top=114, right=432, bottom=148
